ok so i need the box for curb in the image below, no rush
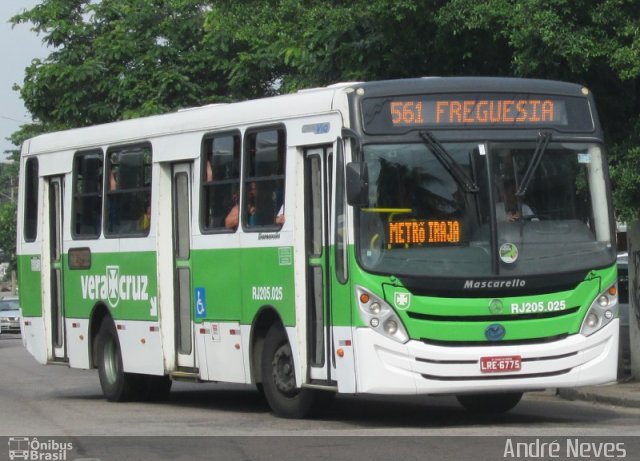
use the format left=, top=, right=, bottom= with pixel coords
left=558, top=385, right=640, bottom=409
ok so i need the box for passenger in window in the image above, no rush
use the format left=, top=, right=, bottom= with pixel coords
left=246, top=181, right=258, bottom=225
left=224, top=182, right=284, bottom=229
left=206, top=157, right=214, bottom=182
left=496, top=179, right=536, bottom=222
left=274, top=185, right=285, bottom=226
left=138, top=202, right=151, bottom=232
left=275, top=205, right=285, bottom=226
left=224, top=191, right=240, bottom=230
left=109, top=166, right=118, bottom=191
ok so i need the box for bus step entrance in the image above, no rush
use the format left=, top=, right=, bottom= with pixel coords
left=170, top=370, right=202, bottom=383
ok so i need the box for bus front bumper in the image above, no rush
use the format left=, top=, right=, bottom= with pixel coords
left=352, top=320, right=619, bottom=395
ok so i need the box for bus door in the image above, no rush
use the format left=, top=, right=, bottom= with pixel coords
left=172, top=163, right=196, bottom=369
left=45, top=176, right=66, bottom=361
left=304, top=146, right=335, bottom=382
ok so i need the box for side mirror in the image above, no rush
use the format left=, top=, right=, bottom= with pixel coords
left=346, top=162, right=368, bottom=206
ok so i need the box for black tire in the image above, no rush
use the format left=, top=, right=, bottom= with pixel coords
left=261, top=324, right=323, bottom=418
left=456, top=392, right=523, bottom=414
left=96, top=320, right=144, bottom=402
left=255, top=382, right=265, bottom=397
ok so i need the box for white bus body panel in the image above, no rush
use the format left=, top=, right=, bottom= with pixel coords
left=21, top=317, right=47, bottom=365
left=24, top=91, right=341, bottom=158
left=198, top=322, right=247, bottom=383
left=114, top=320, right=165, bottom=376
left=353, top=320, right=619, bottom=395
left=332, top=326, right=357, bottom=393
left=65, top=318, right=90, bottom=369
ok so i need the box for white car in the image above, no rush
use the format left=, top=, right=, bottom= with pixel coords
left=0, top=297, right=21, bottom=334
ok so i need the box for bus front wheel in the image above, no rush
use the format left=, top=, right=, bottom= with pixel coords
left=456, top=392, right=523, bottom=414
left=96, top=320, right=143, bottom=402
left=261, top=324, right=319, bottom=418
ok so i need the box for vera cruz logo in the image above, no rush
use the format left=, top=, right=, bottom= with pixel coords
left=81, top=265, right=149, bottom=308
left=107, top=265, right=120, bottom=307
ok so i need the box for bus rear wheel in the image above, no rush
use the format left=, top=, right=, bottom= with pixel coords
left=456, top=392, right=523, bottom=414
left=261, top=324, right=321, bottom=418
left=96, top=320, right=144, bottom=402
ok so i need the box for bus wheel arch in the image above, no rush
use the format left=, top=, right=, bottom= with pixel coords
left=249, top=306, right=283, bottom=389
left=260, top=322, right=323, bottom=418
left=89, top=303, right=112, bottom=369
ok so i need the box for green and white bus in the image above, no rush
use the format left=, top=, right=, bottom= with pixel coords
left=17, top=78, right=619, bottom=417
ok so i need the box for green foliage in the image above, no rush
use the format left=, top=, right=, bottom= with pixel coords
left=0, top=201, right=17, bottom=271
left=11, top=0, right=232, bottom=129
left=203, top=0, right=511, bottom=93
left=610, top=119, right=640, bottom=222
left=5, top=0, right=640, bottom=223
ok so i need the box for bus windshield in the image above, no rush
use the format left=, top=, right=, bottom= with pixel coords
left=357, top=140, right=614, bottom=278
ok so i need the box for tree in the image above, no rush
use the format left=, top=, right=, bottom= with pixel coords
left=434, top=0, right=640, bottom=219
left=8, top=0, right=640, bottom=220
left=11, top=0, right=234, bottom=133
left=202, top=0, right=513, bottom=94
left=0, top=201, right=17, bottom=272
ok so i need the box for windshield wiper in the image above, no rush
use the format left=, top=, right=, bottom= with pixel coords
left=420, top=131, right=479, bottom=193
left=516, top=131, right=552, bottom=197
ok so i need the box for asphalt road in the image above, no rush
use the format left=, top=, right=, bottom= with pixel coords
left=1, top=333, right=639, bottom=460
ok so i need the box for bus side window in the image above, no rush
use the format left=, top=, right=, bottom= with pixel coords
left=23, top=157, right=39, bottom=242
left=243, top=127, right=286, bottom=229
left=72, top=150, right=103, bottom=239
left=105, top=144, right=152, bottom=237
left=201, top=133, right=241, bottom=231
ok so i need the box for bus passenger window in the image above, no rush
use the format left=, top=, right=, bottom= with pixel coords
left=201, top=133, right=240, bottom=231
left=23, top=157, right=39, bottom=242
left=72, top=150, right=103, bottom=238
left=243, top=128, right=286, bottom=229
left=105, top=144, right=152, bottom=237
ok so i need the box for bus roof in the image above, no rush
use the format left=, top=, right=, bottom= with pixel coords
left=22, top=77, right=590, bottom=155
left=355, top=77, right=589, bottom=98
left=23, top=85, right=346, bottom=155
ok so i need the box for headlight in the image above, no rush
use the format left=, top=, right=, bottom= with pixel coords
left=356, top=286, right=409, bottom=343
left=580, top=283, right=618, bottom=337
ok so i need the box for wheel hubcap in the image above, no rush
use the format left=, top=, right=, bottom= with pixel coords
left=272, top=343, right=296, bottom=396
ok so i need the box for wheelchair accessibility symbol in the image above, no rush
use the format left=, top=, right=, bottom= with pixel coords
left=195, top=287, right=206, bottom=319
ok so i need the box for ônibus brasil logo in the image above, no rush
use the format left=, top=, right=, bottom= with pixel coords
left=81, top=265, right=149, bottom=308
